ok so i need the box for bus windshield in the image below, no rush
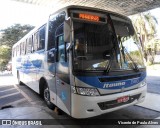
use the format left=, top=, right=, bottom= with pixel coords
left=73, top=15, right=145, bottom=72
left=111, top=15, right=145, bottom=70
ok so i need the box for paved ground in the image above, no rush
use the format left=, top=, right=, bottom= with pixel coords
left=136, top=67, right=160, bottom=112
left=0, top=73, right=45, bottom=108
left=0, top=68, right=160, bottom=128
left=147, top=67, right=160, bottom=94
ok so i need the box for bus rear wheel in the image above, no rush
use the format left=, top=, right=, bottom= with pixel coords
left=43, top=84, right=55, bottom=110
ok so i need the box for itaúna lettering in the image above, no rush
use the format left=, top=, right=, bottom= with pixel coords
left=103, top=82, right=126, bottom=88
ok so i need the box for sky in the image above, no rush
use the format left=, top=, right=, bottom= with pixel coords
left=0, top=0, right=51, bottom=29
left=0, top=0, right=160, bottom=37
left=150, top=8, right=160, bottom=38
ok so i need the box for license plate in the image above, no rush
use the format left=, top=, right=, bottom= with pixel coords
left=117, top=96, right=129, bottom=103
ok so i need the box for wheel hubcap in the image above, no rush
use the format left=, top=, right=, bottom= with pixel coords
left=44, top=88, right=49, bottom=102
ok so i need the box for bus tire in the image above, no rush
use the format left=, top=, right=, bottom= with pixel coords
left=43, top=83, right=55, bottom=110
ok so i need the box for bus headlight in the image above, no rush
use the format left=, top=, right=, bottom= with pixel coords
left=139, top=81, right=147, bottom=88
left=71, top=86, right=100, bottom=96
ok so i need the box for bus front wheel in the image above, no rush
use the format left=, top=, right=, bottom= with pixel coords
left=43, top=84, right=55, bottom=110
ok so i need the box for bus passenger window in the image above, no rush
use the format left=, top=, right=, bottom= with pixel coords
left=26, top=38, right=32, bottom=54
left=58, top=35, right=65, bottom=62
left=38, top=25, right=46, bottom=50
left=17, top=45, right=19, bottom=56
left=15, top=47, right=16, bottom=56
left=22, top=42, right=25, bottom=55
left=24, top=42, right=27, bottom=55
left=12, top=49, right=14, bottom=57
left=34, top=32, right=38, bottom=51
left=48, top=11, right=66, bottom=50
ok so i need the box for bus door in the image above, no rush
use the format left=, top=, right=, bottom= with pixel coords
left=55, top=26, right=71, bottom=115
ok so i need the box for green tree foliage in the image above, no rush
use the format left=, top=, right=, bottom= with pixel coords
left=130, top=12, right=158, bottom=65
left=130, top=12, right=158, bottom=50
left=0, top=24, right=34, bottom=69
left=0, top=45, right=11, bottom=70
left=0, top=24, right=34, bottom=47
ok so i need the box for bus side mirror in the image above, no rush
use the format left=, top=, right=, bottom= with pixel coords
left=66, top=42, right=73, bottom=52
left=64, top=18, right=71, bottom=43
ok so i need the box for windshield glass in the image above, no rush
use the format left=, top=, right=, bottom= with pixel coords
left=73, top=15, right=145, bottom=71
left=73, top=21, right=119, bottom=71
left=111, top=15, right=145, bottom=70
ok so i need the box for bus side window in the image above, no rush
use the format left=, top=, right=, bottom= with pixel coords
left=20, top=43, right=23, bottom=55
left=24, top=41, right=27, bottom=55
left=31, top=35, right=34, bottom=52
left=14, top=48, right=16, bottom=57
left=26, top=38, right=31, bottom=54
left=48, top=11, right=66, bottom=50
left=26, top=37, right=32, bottom=54
left=57, top=35, right=65, bottom=62
left=38, top=25, right=46, bottom=50
left=20, top=43, right=22, bottom=55
left=17, top=45, right=19, bottom=56
left=22, top=42, right=25, bottom=55
left=15, top=46, right=17, bottom=56
left=12, top=48, right=14, bottom=57
left=34, top=32, right=38, bottom=52
left=48, top=20, right=55, bottom=50
left=26, top=39, right=29, bottom=54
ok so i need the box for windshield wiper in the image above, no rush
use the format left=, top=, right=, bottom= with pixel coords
left=103, top=46, right=115, bottom=74
left=104, top=58, right=112, bottom=74
left=122, top=46, right=139, bottom=72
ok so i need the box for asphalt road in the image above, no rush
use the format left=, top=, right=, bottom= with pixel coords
left=0, top=73, right=45, bottom=108
left=147, top=68, right=160, bottom=94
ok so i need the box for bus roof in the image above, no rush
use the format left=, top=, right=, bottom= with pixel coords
left=50, top=5, right=129, bottom=20
left=13, top=5, right=130, bottom=49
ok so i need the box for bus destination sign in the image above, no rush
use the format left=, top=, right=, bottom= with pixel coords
left=73, top=13, right=106, bottom=22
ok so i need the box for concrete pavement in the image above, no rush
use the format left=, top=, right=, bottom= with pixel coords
left=136, top=93, right=160, bottom=112
left=0, top=91, right=160, bottom=128
left=136, top=67, right=160, bottom=113
left=0, top=68, right=160, bottom=127
left=0, top=107, right=53, bottom=119
left=0, top=106, right=65, bottom=128
left=134, top=67, right=160, bottom=128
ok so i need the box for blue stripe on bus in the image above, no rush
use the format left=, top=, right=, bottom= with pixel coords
left=16, top=50, right=45, bottom=74
left=76, top=72, right=146, bottom=89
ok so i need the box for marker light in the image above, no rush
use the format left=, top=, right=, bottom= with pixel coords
left=71, top=86, right=100, bottom=96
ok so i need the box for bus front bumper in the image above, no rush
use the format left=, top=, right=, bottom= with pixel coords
left=71, top=85, right=147, bottom=119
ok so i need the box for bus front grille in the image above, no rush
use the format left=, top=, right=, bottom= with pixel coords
left=99, top=74, right=141, bottom=82
left=98, top=94, right=141, bottom=110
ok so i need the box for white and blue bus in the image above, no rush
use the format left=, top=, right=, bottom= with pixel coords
left=12, top=6, right=147, bottom=118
